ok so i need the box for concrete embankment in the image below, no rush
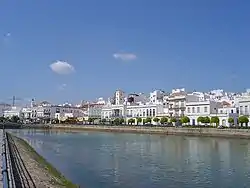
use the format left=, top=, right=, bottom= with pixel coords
left=9, top=134, right=78, bottom=188
left=45, top=125, right=250, bottom=139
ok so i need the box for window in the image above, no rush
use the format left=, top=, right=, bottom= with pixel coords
left=245, top=106, right=248, bottom=115
left=197, top=107, right=200, bottom=113
left=240, top=106, right=243, bottom=114
left=192, top=107, right=195, bottom=113
left=153, top=109, right=156, bottom=116
left=187, top=107, right=190, bottom=113
left=149, top=109, right=152, bottom=116
left=204, top=106, right=208, bottom=113
left=146, top=109, right=149, bottom=116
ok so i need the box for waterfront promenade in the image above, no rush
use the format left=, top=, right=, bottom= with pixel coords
left=0, top=129, right=77, bottom=188
left=0, top=130, right=3, bottom=187
left=49, top=124, right=250, bottom=138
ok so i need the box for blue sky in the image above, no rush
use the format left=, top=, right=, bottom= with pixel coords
left=0, top=0, right=250, bottom=104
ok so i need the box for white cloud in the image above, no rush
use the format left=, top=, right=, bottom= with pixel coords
left=5, top=33, right=11, bottom=37
left=58, top=83, right=67, bottom=90
left=50, top=60, right=75, bottom=74
left=113, top=52, right=137, bottom=61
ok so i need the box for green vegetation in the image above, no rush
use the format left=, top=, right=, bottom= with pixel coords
left=180, top=116, right=190, bottom=124
left=160, top=117, right=168, bottom=124
left=170, top=117, right=176, bottom=123
left=228, top=117, right=234, bottom=126
left=153, top=117, right=160, bottom=123
left=238, top=116, right=249, bottom=126
left=11, top=134, right=78, bottom=188
left=113, top=118, right=124, bottom=125
left=128, top=118, right=135, bottom=125
left=197, top=116, right=210, bottom=125
left=211, top=116, right=220, bottom=127
left=136, top=117, right=142, bottom=125
left=145, top=117, right=152, bottom=124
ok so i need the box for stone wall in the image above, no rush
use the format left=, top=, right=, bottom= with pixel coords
left=47, top=125, right=250, bottom=139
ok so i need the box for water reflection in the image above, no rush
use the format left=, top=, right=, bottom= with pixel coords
left=11, top=129, right=250, bottom=188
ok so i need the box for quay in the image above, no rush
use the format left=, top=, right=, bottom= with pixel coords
left=47, top=124, right=250, bottom=139
left=0, top=128, right=77, bottom=188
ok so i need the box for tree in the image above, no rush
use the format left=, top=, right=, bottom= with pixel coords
left=128, top=118, right=135, bottom=125
left=170, top=117, right=177, bottom=123
left=228, top=117, right=234, bottom=127
left=0, top=117, right=6, bottom=123
left=119, top=118, right=125, bottom=125
left=11, top=115, right=20, bottom=123
left=160, top=117, right=168, bottom=125
left=238, top=116, right=249, bottom=127
left=211, top=116, right=220, bottom=127
left=181, top=116, right=190, bottom=125
left=88, top=117, right=94, bottom=124
left=145, top=117, right=152, bottom=124
left=153, top=117, right=160, bottom=124
left=197, top=116, right=204, bottom=124
left=101, top=118, right=106, bottom=124
left=136, top=117, right=142, bottom=125
left=114, top=118, right=121, bottom=125
left=203, top=116, right=210, bottom=125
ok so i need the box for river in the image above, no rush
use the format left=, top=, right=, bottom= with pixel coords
left=10, top=129, right=250, bottom=188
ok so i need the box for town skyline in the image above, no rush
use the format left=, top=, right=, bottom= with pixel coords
left=1, top=1, right=249, bottom=102
left=1, top=87, right=250, bottom=107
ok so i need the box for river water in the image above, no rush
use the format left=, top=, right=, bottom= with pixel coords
left=10, top=129, right=250, bottom=188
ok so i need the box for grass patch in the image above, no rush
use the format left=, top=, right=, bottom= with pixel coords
left=9, top=133, right=79, bottom=188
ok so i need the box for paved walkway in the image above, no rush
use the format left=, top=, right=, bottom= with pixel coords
left=0, top=129, right=3, bottom=187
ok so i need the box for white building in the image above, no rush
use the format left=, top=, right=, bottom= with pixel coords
left=101, top=89, right=166, bottom=123
left=21, top=100, right=84, bottom=122
left=101, top=103, right=164, bottom=123
left=186, top=100, right=221, bottom=125
left=167, top=89, right=200, bottom=117
left=114, top=90, right=125, bottom=105
left=81, top=103, right=104, bottom=119
left=186, top=99, right=238, bottom=127
left=149, top=90, right=164, bottom=104
left=236, top=92, right=250, bottom=116
left=168, top=90, right=186, bottom=117
left=0, top=103, right=11, bottom=117
left=4, top=106, right=23, bottom=118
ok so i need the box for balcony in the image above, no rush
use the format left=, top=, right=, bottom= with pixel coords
left=110, top=114, right=123, bottom=118
left=169, top=105, right=185, bottom=110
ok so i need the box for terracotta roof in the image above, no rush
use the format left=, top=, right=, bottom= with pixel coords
left=221, top=101, right=231, bottom=106
left=169, top=92, right=186, bottom=97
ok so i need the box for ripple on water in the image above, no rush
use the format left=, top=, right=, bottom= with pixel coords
left=12, top=130, right=250, bottom=188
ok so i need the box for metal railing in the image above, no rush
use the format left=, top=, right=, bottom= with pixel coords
left=1, top=129, right=36, bottom=188
left=6, top=132, right=36, bottom=188
left=2, top=129, right=14, bottom=188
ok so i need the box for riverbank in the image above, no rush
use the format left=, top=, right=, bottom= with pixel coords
left=39, top=124, right=250, bottom=139
left=10, top=134, right=78, bottom=188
